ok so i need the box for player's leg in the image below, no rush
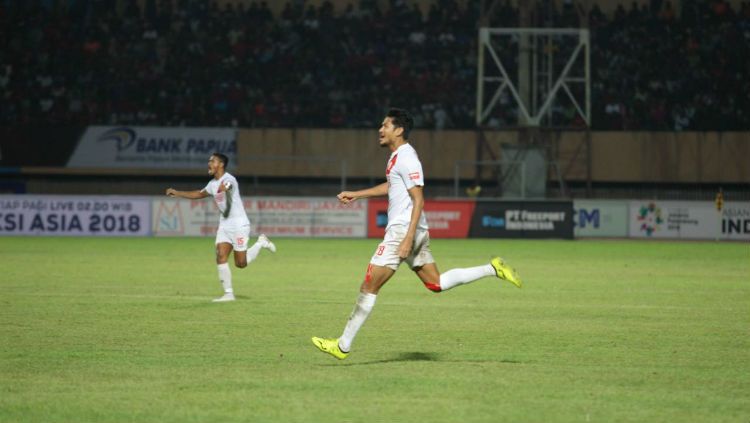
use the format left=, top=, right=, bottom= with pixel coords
left=360, top=263, right=395, bottom=294
left=414, top=261, right=496, bottom=292
left=216, top=242, right=233, bottom=265
left=214, top=238, right=235, bottom=302
left=312, top=264, right=395, bottom=359
left=414, top=260, right=522, bottom=291
left=230, top=225, right=251, bottom=268
left=312, top=228, right=401, bottom=359
left=337, top=228, right=402, bottom=352
left=234, top=230, right=276, bottom=269
left=339, top=263, right=394, bottom=347
left=413, top=260, right=522, bottom=291
left=409, top=230, right=522, bottom=291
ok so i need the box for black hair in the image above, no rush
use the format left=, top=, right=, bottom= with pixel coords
left=386, top=108, right=413, bottom=140
left=212, top=152, right=229, bottom=169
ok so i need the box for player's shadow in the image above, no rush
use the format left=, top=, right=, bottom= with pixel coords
left=321, top=352, right=526, bottom=366
left=170, top=295, right=253, bottom=309
left=324, top=351, right=439, bottom=366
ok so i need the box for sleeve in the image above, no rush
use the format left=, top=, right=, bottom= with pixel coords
left=223, top=175, right=237, bottom=190
left=400, top=153, right=424, bottom=189
left=202, top=181, right=214, bottom=196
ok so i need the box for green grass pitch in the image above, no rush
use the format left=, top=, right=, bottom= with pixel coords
left=1, top=237, right=748, bottom=422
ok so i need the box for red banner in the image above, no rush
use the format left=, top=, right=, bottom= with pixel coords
left=367, top=199, right=476, bottom=238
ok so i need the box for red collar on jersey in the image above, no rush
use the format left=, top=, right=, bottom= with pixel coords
left=386, top=154, right=398, bottom=175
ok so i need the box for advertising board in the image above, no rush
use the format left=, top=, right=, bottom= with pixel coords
left=0, top=195, right=151, bottom=236
left=573, top=200, right=629, bottom=237
left=153, top=196, right=367, bottom=238
left=68, top=126, right=236, bottom=169
left=629, top=200, right=750, bottom=240
left=367, top=200, right=476, bottom=238
left=469, top=201, right=574, bottom=239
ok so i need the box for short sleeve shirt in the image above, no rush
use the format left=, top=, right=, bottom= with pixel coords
left=202, top=172, right=250, bottom=228
left=385, top=143, right=428, bottom=231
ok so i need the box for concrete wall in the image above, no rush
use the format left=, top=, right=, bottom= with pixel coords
left=236, top=129, right=750, bottom=183
left=235, top=129, right=480, bottom=179
left=587, top=132, right=749, bottom=183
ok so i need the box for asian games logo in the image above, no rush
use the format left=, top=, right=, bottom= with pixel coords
left=637, top=202, right=663, bottom=236
left=97, top=127, right=136, bottom=151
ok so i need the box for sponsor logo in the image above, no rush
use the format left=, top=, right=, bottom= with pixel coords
left=92, top=126, right=237, bottom=156
left=637, top=203, right=663, bottom=236
left=505, top=209, right=565, bottom=230
left=424, top=211, right=462, bottom=229
left=470, top=202, right=573, bottom=238
left=482, top=215, right=505, bottom=228
left=723, top=207, right=750, bottom=234
left=376, top=211, right=388, bottom=228
left=576, top=208, right=600, bottom=228
left=97, top=127, right=136, bottom=151
left=155, top=201, right=183, bottom=234
left=409, top=172, right=420, bottom=180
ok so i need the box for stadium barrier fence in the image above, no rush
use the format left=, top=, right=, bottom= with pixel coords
left=1, top=195, right=747, bottom=240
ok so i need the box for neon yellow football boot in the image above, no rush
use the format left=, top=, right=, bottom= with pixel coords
left=311, top=337, right=349, bottom=360
left=491, top=257, right=522, bottom=288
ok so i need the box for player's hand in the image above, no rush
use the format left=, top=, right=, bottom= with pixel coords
left=337, top=191, right=357, bottom=204
left=398, top=237, right=413, bottom=260
left=218, top=180, right=231, bottom=193
left=166, top=188, right=177, bottom=197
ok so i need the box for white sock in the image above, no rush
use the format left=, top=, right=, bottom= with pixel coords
left=245, top=241, right=262, bottom=263
left=439, top=264, right=495, bottom=291
left=217, top=263, right=233, bottom=294
left=339, top=292, right=377, bottom=352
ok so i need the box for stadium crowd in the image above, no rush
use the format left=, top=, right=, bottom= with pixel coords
left=1, top=0, right=748, bottom=130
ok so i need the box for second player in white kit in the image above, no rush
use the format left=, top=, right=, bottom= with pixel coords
left=166, top=153, right=276, bottom=302
left=203, top=172, right=251, bottom=251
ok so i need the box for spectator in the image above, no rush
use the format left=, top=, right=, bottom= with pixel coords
left=0, top=0, right=747, bottom=131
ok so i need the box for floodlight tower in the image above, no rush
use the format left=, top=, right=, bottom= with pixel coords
left=473, top=0, right=592, bottom=198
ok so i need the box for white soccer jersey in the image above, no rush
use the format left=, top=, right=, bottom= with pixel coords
left=385, top=143, right=428, bottom=231
left=203, top=172, right=250, bottom=228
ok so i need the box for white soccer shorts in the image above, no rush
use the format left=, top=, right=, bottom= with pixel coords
left=215, top=224, right=251, bottom=251
left=370, top=226, right=435, bottom=270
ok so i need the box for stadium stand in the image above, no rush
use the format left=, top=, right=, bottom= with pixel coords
left=1, top=0, right=747, bottom=130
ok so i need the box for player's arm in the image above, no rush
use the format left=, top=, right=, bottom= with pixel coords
left=398, top=185, right=424, bottom=259
left=337, top=182, right=388, bottom=204
left=218, top=181, right=232, bottom=218
left=165, top=188, right=209, bottom=199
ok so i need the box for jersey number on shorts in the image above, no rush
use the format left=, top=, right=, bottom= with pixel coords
left=376, top=245, right=385, bottom=256
left=237, top=237, right=245, bottom=246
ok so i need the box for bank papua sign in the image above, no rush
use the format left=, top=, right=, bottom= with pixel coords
left=67, top=126, right=237, bottom=169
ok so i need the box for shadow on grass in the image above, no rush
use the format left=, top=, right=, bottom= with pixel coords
left=321, top=352, right=526, bottom=366
left=166, top=295, right=254, bottom=308
left=322, top=351, right=439, bottom=366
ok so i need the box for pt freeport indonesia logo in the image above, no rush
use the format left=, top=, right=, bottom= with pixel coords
left=484, top=210, right=566, bottom=230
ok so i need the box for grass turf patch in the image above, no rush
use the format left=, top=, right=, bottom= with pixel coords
left=1, top=237, right=748, bottom=422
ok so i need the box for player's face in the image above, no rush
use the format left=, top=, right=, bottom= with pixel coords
left=207, top=156, right=222, bottom=176
left=378, top=117, right=401, bottom=148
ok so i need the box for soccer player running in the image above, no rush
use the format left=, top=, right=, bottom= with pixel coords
left=312, top=108, right=521, bottom=360
left=165, top=152, right=276, bottom=302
